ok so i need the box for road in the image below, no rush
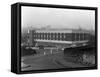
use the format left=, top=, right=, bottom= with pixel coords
left=21, top=49, right=87, bottom=71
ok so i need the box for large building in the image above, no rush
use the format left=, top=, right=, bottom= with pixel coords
left=28, top=29, right=94, bottom=48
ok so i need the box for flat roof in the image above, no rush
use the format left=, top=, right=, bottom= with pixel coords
left=33, top=29, right=92, bottom=33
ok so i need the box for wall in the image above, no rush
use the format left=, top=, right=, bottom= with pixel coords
left=0, top=0, right=99, bottom=77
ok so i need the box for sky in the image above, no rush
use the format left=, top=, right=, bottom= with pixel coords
left=21, top=6, right=95, bottom=31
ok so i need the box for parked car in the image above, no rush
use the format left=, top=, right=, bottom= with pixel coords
left=21, top=46, right=37, bottom=56
left=37, top=45, right=44, bottom=49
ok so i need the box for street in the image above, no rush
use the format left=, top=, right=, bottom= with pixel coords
left=21, top=49, right=87, bottom=71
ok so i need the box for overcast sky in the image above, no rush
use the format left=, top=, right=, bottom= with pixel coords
left=21, top=6, right=95, bottom=30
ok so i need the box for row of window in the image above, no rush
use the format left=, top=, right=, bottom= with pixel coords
left=32, top=32, right=89, bottom=41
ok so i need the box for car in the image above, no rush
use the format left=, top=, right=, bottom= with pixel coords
left=37, top=45, right=44, bottom=49
left=21, top=46, right=37, bottom=56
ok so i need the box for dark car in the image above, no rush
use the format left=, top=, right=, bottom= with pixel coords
left=21, top=46, right=37, bottom=56
left=38, top=45, right=44, bottom=49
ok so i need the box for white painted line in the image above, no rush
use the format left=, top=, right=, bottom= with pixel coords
left=44, top=52, right=46, bottom=55
left=50, top=49, right=52, bottom=54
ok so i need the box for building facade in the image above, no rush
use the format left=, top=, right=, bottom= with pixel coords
left=28, top=29, right=94, bottom=48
